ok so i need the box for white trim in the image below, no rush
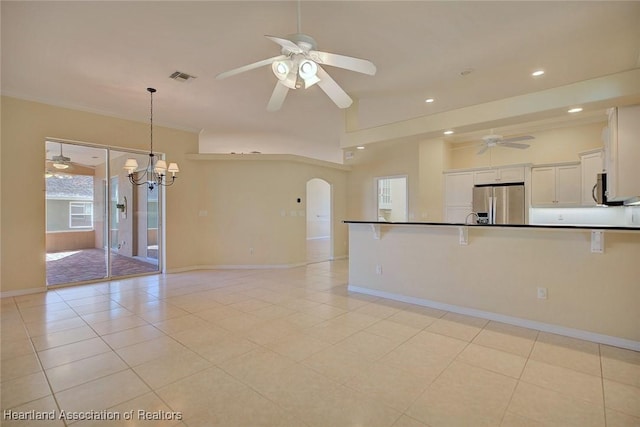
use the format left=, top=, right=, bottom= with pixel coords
left=1, top=287, right=47, bottom=298
left=348, top=285, right=640, bottom=352
left=306, top=236, right=330, bottom=241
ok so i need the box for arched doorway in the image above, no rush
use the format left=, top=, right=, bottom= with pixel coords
left=306, top=178, right=331, bottom=263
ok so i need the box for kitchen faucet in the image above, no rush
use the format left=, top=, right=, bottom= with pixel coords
left=465, top=212, right=480, bottom=224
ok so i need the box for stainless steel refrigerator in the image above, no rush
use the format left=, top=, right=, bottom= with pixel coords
left=472, top=183, right=525, bottom=224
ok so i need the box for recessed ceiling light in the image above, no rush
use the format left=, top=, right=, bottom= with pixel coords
left=356, top=146, right=365, bottom=150
left=443, top=130, right=454, bottom=135
left=568, top=107, right=583, bottom=113
left=425, top=98, right=435, bottom=103
left=532, top=70, right=545, bottom=77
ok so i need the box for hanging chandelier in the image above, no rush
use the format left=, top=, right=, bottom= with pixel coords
left=124, top=87, right=179, bottom=190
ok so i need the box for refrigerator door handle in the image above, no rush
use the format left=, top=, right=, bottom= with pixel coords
left=491, top=196, right=497, bottom=224
left=487, top=196, right=492, bottom=224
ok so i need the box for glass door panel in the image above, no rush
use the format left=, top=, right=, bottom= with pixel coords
left=45, top=141, right=108, bottom=285
left=108, top=150, right=160, bottom=277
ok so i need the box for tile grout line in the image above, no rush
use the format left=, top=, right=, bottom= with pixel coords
left=599, top=344, right=608, bottom=427
left=14, top=295, right=70, bottom=427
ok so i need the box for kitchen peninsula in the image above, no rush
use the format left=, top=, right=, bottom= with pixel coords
left=345, top=221, right=640, bottom=350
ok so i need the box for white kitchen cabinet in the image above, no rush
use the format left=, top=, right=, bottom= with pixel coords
left=444, top=172, right=473, bottom=206
left=605, top=105, right=640, bottom=201
left=444, top=171, right=473, bottom=222
left=531, top=164, right=581, bottom=206
left=580, top=150, right=603, bottom=206
left=473, top=166, right=525, bottom=185
left=445, top=206, right=473, bottom=224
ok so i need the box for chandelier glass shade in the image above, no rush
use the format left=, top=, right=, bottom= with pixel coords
left=124, top=88, right=179, bottom=191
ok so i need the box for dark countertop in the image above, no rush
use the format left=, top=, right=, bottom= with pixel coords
left=343, top=220, right=640, bottom=232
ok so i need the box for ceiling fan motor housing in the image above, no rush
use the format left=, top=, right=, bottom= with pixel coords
left=285, top=33, right=317, bottom=53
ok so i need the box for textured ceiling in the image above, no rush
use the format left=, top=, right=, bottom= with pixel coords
left=3, top=1, right=640, bottom=163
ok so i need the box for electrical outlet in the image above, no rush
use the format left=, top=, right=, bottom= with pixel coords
left=537, top=287, right=548, bottom=299
left=375, top=265, right=382, bottom=275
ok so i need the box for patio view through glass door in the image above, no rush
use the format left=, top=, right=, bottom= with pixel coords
left=45, top=141, right=160, bottom=286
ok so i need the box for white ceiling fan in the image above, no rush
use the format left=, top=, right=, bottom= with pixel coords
left=215, top=1, right=376, bottom=112
left=477, top=132, right=534, bottom=154
left=46, top=143, right=76, bottom=170
left=45, top=143, right=94, bottom=176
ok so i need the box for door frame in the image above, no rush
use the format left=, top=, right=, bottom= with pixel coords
left=45, top=138, right=165, bottom=286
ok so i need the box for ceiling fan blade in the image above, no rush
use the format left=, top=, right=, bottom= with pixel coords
left=501, top=142, right=530, bottom=149
left=316, top=66, right=353, bottom=109
left=216, top=55, right=287, bottom=80
left=477, top=145, right=489, bottom=155
left=267, top=82, right=290, bottom=112
left=500, top=135, right=534, bottom=143
left=265, top=35, right=302, bottom=54
left=310, top=50, right=377, bottom=75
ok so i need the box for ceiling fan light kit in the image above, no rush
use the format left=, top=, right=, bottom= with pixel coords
left=215, top=3, right=376, bottom=111
left=51, top=144, right=71, bottom=169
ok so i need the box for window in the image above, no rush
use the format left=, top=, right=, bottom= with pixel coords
left=69, top=201, right=93, bottom=228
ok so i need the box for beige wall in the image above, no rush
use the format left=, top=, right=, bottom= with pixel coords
left=348, top=223, right=640, bottom=347
left=1, top=97, right=350, bottom=294
left=194, top=159, right=348, bottom=267
left=418, top=139, right=449, bottom=222
left=346, top=140, right=421, bottom=221
left=448, top=121, right=606, bottom=170
left=1, top=96, right=200, bottom=293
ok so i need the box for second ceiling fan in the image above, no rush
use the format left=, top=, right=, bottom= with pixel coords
left=477, top=133, right=534, bottom=155
left=215, top=2, right=376, bottom=112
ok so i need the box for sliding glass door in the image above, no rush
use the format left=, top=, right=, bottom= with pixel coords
left=45, top=141, right=161, bottom=286
left=108, top=149, right=159, bottom=278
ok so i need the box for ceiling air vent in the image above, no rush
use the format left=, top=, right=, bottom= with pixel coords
left=169, top=71, right=196, bottom=82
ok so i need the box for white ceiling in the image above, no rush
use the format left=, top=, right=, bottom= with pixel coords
left=3, top=1, right=640, bottom=163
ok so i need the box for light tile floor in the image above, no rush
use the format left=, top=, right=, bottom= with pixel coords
left=1, top=260, right=639, bottom=426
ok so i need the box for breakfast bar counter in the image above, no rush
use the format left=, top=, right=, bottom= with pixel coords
left=344, top=221, right=640, bottom=350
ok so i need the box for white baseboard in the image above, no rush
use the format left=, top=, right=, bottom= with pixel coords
left=306, top=236, right=330, bottom=241
left=0, top=287, right=47, bottom=298
left=167, top=262, right=308, bottom=273
left=348, top=285, right=640, bottom=352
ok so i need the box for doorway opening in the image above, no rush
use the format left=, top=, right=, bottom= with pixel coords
left=306, top=178, right=332, bottom=263
left=376, top=175, right=408, bottom=222
left=45, top=140, right=161, bottom=286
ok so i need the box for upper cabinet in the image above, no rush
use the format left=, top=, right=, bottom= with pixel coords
left=473, top=166, right=525, bottom=185
left=444, top=171, right=473, bottom=222
left=531, top=163, right=581, bottom=206
left=605, top=105, right=640, bottom=202
left=580, top=150, right=603, bottom=206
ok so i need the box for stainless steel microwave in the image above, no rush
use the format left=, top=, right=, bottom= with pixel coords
left=593, top=173, right=623, bottom=206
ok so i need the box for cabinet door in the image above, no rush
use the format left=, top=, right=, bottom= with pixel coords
left=444, top=172, right=473, bottom=206
left=445, top=206, right=473, bottom=223
left=581, top=152, right=603, bottom=206
left=498, top=167, right=525, bottom=183
left=616, top=104, right=640, bottom=199
left=555, top=164, right=581, bottom=205
left=531, top=167, right=556, bottom=206
left=473, top=170, right=498, bottom=185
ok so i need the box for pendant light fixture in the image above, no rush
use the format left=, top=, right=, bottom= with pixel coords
left=124, top=88, right=179, bottom=190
